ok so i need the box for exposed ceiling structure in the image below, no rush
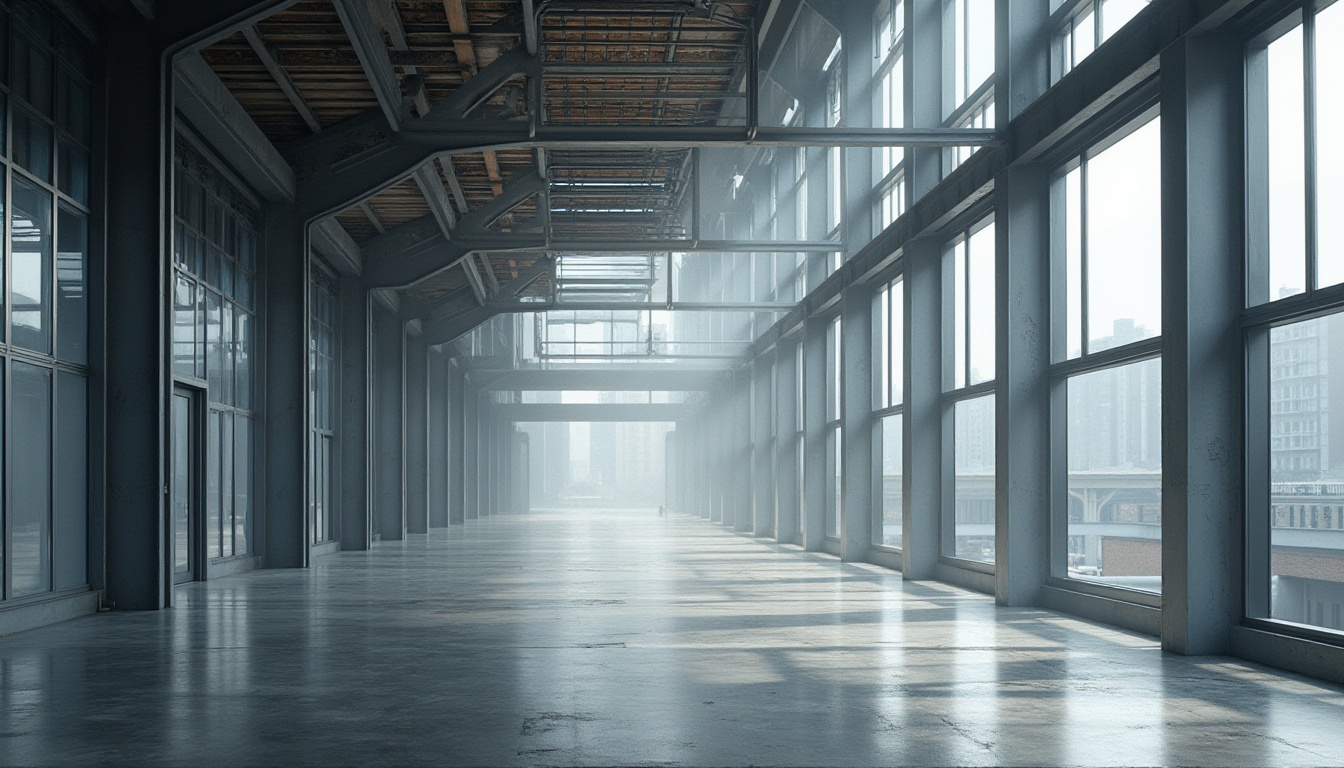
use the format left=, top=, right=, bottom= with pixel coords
left=183, top=0, right=992, bottom=360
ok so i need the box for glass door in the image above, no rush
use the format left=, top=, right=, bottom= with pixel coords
left=172, top=387, right=201, bottom=583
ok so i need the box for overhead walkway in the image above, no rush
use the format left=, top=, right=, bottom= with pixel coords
left=1, top=508, right=1342, bottom=767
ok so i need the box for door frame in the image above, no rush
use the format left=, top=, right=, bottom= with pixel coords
left=169, top=384, right=207, bottom=595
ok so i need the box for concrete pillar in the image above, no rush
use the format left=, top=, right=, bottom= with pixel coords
left=448, top=361, right=466, bottom=524
left=840, top=0, right=874, bottom=244
left=404, top=333, right=428, bottom=534
left=753, top=355, right=775, bottom=537
left=802, top=318, right=827, bottom=549
left=735, top=374, right=753, bottom=532
left=994, top=165, right=1051, bottom=604
left=907, top=0, right=944, bottom=197
left=338, top=278, right=370, bottom=550
left=1160, top=32, right=1245, bottom=655
left=104, top=20, right=167, bottom=609
left=841, top=287, right=874, bottom=562
left=903, top=238, right=942, bottom=579
left=427, top=348, right=449, bottom=527
left=463, top=381, right=479, bottom=519
left=776, top=339, right=801, bottom=544
left=372, top=307, right=404, bottom=540
left=262, top=204, right=308, bottom=568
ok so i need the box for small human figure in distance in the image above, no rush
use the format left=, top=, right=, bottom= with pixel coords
left=658, top=505, right=666, bottom=517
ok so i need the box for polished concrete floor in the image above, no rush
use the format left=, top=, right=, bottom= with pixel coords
left=2, top=509, right=1344, bottom=767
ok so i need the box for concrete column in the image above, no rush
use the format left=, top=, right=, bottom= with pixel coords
left=338, top=278, right=370, bottom=550
left=776, top=339, right=800, bottom=544
left=463, top=381, right=479, bottom=519
left=840, top=0, right=874, bottom=245
left=802, top=318, right=827, bottom=549
left=448, top=360, right=465, bottom=524
left=404, top=332, right=428, bottom=534
left=477, top=407, right=491, bottom=517
left=427, top=348, right=448, bottom=528
left=1160, top=32, right=1245, bottom=655
left=907, top=0, right=944, bottom=197
left=261, top=204, right=308, bottom=568
left=736, top=374, right=753, bottom=532
left=904, top=238, right=942, bottom=579
left=372, top=307, right=404, bottom=540
left=841, top=287, right=874, bottom=561
left=994, top=165, right=1051, bottom=604
left=104, top=20, right=167, bottom=609
left=753, top=355, right=775, bottom=537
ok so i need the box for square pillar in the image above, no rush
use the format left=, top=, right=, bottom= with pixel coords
left=372, top=307, right=404, bottom=540
left=427, top=348, right=449, bottom=528
left=1160, top=32, right=1245, bottom=655
left=993, top=165, right=1051, bottom=604
left=775, top=339, right=801, bottom=544
left=261, top=204, right=308, bottom=568
left=404, top=332, right=428, bottom=534
left=753, top=355, right=775, bottom=537
left=339, top=279, right=371, bottom=550
left=802, top=318, right=828, bottom=549
left=104, top=20, right=168, bottom=609
left=841, top=287, right=874, bottom=562
left=904, top=238, right=943, bottom=579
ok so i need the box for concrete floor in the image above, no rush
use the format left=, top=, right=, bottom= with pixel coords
left=2, top=509, right=1344, bottom=767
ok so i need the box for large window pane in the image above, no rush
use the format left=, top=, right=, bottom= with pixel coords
left=1268, top=314, right=1344, bottom=632
left=825, top=426, right=841, bottom=538
left=56, top=205, right=87, bottom=364
left=1317, top=1, right=1344, bottom=287
left=1267, top=25, right=1307, bottom=299
left=968, top=222, right=995, bottom=384
left=952, top=394, right=995, bottom=563
left=11, top=362, right=52, bottom=597
left=880, top=414, right=903, bottom=547
left=1086, top=118, right=1161, bottom=350
left=12, top=177, right=52, bottom=353
left=55, top=372, right=87, bottom=590
left=1066, top=359, right=1162, bottom=592
left=235, top=415, right=252, bottom=555
left=206, top=410, right=221, bottom=559
left=12, top=106, right=52, bottom=181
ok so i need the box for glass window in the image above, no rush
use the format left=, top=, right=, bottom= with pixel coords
left=1249, top=5, right=1344, bottom=302
left=55, top=372, right=87, bottom=590
left=1066, top=360, right=1162, bottom=592
left=10, top=362, right=52, bottom=597
left=206, top=410, right=221, bottom=559
left=56, top=205, right=86, bottom=363
left=12, top=106, right=52, bottom=181
left=1054, top=0, right=1154, bottom=81
left=944, top=0, right=995, bottom=117
left=947, top=218, right=995, bottom=389
left=1260, top=313, right=1344, bottom=632
left=12, top=177, right=52, bottom=353
left=173, top=276, right=196, bottom=378
left=953, top=394, right=995, bottom=563
left=826, top=425, right=842, bottom=538
left=1057, top=115, right=1162, bottom=359
left=879, top=413, right=903, bottom=547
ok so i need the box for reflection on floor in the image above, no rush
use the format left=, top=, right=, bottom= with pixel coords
left=2, top=508, right=1344, bottom=766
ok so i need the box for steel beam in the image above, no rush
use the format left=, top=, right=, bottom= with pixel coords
left=310, top=217, right=362, bottom=275
left=332, top=0, right=405, bottom=131
left=412, top=163, right=458, bottom=234
left=241, top=24, right=321, bottom=133
left=174, top=51, right=295, bottom=202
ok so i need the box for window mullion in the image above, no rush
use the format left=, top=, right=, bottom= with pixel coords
left=1304, top=7, right=1319, bottom=292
